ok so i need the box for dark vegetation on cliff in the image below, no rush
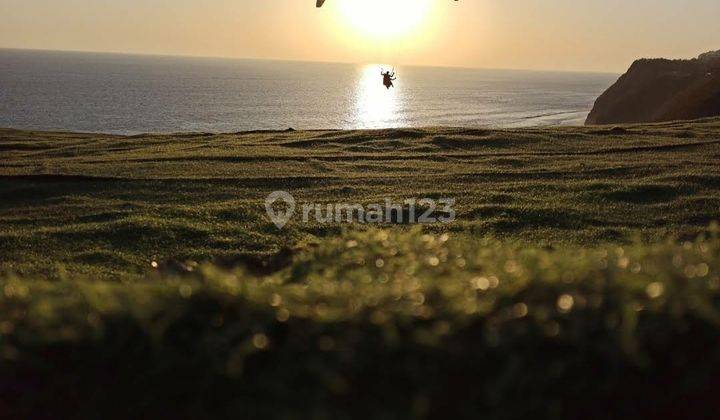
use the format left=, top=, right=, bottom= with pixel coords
left=586, top=50, right=720, bottom=125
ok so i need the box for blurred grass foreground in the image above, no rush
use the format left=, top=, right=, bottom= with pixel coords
left=3, top=228, right=720, bottom=418
left=4, top=120, right=720, bottom=418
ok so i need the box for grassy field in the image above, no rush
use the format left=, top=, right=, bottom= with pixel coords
left=2, top=119, right=720, bottom=418
left=3, top=118, right=720, bottom=280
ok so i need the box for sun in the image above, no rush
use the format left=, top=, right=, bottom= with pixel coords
left=336, top=0, right=433, bottom=39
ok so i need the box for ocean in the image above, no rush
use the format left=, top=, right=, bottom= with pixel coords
left=0, top=49, right=617, bottom=135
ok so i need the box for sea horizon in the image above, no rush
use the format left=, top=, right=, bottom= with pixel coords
left=0, top=47, right=621, bottom=76
left=0, top=48, right=618, bottom=135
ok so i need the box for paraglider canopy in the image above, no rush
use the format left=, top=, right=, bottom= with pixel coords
left=316, top=0, right=457, bottom=7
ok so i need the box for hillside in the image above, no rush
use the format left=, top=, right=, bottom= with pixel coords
left=586, top=51, right=720, bottom=125
left=3, top=121, right=720, bottom=417
left=3, top=119, right=720, bottom=280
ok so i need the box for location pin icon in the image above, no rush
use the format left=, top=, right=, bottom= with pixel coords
left=265, top=191, right=296, bottom=229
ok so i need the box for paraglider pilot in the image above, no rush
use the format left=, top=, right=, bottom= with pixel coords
left=381, top=69, right=397, bottom=89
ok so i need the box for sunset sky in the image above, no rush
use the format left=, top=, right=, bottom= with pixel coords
left=1, top=0, right=718, bottom=72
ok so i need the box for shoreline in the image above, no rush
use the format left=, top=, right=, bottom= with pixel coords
left=1, top=116, right=717, bottom=137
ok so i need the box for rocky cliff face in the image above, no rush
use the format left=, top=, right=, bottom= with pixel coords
left=586, top=50, right=720, bottom=125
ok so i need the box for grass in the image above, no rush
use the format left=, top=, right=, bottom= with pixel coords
left=2, top=118, right=720, bottom=417
left=3, top=229, right=720, bottom=418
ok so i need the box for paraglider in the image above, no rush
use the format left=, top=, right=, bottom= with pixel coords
left=381, top=69, right=397, bottom=89
left=316, top=0, right=458, bottom=7
left=315, top=1, right=458, bottom=91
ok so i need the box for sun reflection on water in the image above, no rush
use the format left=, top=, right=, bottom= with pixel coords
left=354, top=65, right=403, bottom=128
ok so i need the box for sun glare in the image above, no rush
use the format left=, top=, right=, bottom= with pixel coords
left=336, top=0, right=433, bottom=39
left=355, top=64, right=403, bottom=128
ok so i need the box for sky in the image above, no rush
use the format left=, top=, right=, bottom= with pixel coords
left=1, top=0, right=719, bottom=72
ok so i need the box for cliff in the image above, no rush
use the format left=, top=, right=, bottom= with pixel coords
left=586, top=50, right=720, bottom=125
